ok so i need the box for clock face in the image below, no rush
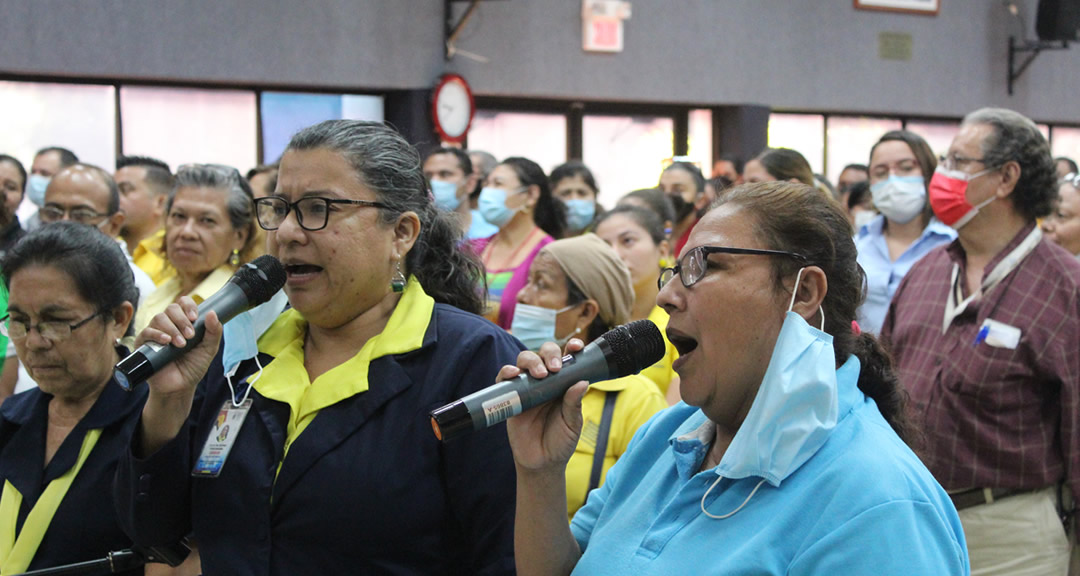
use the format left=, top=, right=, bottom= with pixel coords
left=434, top=76, right=473, bottom=142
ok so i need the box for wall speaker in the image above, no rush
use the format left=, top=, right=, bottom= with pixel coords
left=1036, top=0, right=1080, bottom=41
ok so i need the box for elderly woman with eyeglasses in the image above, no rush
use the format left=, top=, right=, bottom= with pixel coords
left=115, top=121, right=523, bottom=575
left=503, top=181, right=969, bottom=575
left=0, top=223, right=145, bottom=575
left=133, top=165, right=261, bottom=333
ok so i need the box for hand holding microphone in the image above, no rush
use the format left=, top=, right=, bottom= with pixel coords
left=430, top=320, right=664, bottom=442
left=119, top=256, right=286, bottom=456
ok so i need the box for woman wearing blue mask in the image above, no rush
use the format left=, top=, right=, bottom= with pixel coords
left=512, top=233, right=665, bottom=521
left=550, top=162, right=603, bottom=237
left=503, top=181, right=969, bottom=575
left=472, top=157, right=567, bottom=329
left=855, top=130, right=956, bottom=335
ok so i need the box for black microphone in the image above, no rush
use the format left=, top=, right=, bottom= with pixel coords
left=430, top=319, right=665, bottom=442
left=114, top=255, right=287, bottom=391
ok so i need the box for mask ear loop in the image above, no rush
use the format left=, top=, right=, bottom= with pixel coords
left=786, top=267, right=826, bottom=331
left=701, top=475, right=768, bottom=520
left=226, top=355, right=264, bottom=408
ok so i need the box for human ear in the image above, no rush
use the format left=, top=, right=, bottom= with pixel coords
left=789, top=266, right=828, bottom=327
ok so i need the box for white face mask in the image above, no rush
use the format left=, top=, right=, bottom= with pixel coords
left=870, top=175, right=926, bottom=224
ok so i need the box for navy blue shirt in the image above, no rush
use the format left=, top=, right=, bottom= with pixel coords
left=0, top=371, right=146, bottom=574
left=116, top=304, right=523, bottom=575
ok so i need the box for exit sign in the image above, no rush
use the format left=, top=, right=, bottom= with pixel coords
left=583, top=0, right=632, bottom=53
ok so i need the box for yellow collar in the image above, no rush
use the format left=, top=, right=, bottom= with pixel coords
left=252, top=276, right=435, bottom=448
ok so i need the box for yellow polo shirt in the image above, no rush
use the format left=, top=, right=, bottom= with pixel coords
left=134, top=265, right=235, bottom=333
left=132, top=229, right=174, bottom=286
left=565, top=373, right=667, bottom=521
left=252, top=276, right=433, bottom=467
left=639, top=306, right=679, bottom=396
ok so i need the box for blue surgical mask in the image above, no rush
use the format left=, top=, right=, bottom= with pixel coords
left=221, top=288, right=289, bottom=406
left=701, top=268, right=838, bottom=518
left=26, top=174, right=49, bottom=207
left=478, top=186, right=523, bottom=228
left=430, top=179, right=461, bottom=212
left=564, top=199, right=596, bottom=233
left=510, top=303, right=578, bottom=351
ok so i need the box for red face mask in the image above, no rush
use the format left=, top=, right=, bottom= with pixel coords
left=928, top=165, right=996, bottom=229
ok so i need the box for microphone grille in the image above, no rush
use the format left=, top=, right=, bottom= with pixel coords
left=602, top=319, right=666, bottom=378
left=232, top=255, right=287, bottom=305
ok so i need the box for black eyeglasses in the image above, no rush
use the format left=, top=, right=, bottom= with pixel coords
left=1, top=310, right=104, bottom=342
left=254, top=196, right=389, bottom=231
left=658, top=245, right=809, bottom=290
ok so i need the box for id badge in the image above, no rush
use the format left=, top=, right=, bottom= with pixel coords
left=193, top=398, right=253, bottom=477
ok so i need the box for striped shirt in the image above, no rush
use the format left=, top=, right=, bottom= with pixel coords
left=882, top=223, right=1080, bottom=505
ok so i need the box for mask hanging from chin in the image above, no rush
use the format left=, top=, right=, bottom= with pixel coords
left=708, top=268, right=838, bottom=491
left=510, top=303, right=579, bottom=351
left=928, top=166, right=997, bottom=229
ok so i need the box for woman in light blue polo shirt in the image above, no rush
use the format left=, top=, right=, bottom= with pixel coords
left=855, top=130, right=955, bottom=335
left=503, top=181, right=968, bottom=575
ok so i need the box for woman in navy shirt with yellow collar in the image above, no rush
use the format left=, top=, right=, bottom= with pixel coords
left=116, top=120, right=523, bottom=575
left=0, top=223, right=145, bottom=575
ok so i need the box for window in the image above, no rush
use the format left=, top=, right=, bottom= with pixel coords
left=767, top=114, right=825, bottom=176
left=0, top=81, right=118, bottom=222
left=582, top=114, right=674, bottom=209
left=687, top=109, right=713, bottom=178
left=904, top=121, right=961, bottom=160
left=468, top=111, right=567, bottom=177
left=0, top=81, right=117, bottom=173
left=1051, top=127, right=1080, bottom=166
left=120, top=86, right=258, bottom=173
left=260, top=92, right=384, bottom=164
left=826, top=116, right=902, bottom=185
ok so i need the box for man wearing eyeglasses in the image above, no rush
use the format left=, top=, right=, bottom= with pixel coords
left=1, top=164, right=157, bottom=400
left=40, top=164, right=155, bottom=304
left=882, top=108, right=1080, bottom=575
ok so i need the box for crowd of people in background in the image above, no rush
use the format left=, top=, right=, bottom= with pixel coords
left=0, top=106, right=1077, bottom=575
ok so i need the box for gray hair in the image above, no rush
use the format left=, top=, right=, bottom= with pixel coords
left=285, top=120, right=485, bottom=314
left=963, top=107, right=1057, bottom=221
left=167, top=164, right=257, bottom=262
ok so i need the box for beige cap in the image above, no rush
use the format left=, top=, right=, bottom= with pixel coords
left=540, top=233, right=634, bottom=328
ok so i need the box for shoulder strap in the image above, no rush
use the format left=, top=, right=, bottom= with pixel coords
left=588, top=391, right=619, bottom=494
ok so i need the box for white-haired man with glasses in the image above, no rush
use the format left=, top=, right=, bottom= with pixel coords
left=883, top=108, right=1080, bottom=575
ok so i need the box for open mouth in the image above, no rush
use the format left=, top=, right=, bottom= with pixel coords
left=285, top=264, right=323, bottom=276
left=667, top=329, right=699, bottom=357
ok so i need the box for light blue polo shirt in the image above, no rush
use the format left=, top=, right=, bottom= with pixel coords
left=855, top=215, right=955, bottom=335
left=569, top=357, right=969, bottom=575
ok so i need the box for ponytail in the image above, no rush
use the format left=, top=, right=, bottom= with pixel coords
left=405, top=203, right=486, bottom=315
left=851, top=333, right=921, bottom=448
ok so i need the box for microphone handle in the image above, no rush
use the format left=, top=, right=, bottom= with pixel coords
left=114, top=283, right=249, bottom=390
left=430, top=338, right=615, bottom=442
